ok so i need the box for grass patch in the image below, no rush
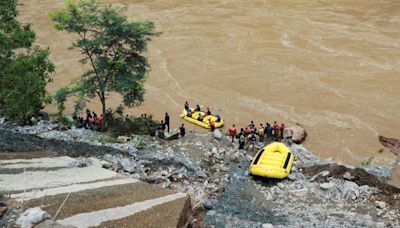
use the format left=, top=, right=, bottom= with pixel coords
left=99, top=134, right=119, bottom=144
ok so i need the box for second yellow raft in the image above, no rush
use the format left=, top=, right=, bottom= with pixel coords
left=250, top=142, right=294, bottom=179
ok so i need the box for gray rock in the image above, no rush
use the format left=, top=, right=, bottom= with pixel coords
left=283, top=125, right=306, bottom=143
left=343, top=172, right=355, bottom=181
left=213, top=129, right=222, bottom=140
left=320, top=182, right=335, bottom=190
left=207, top=210, right=216, bottom=216
left=100, top=160, right=112, bottom=169
left=69, top=158, right=88, bottom=168
left=359, top=185, right=370, bottom=194
left=144, top=176, right=158, bottom=183
left=341, top=181, right=359, bottom=199
left=265, top=193, right=274, bottom=201
left=87, top=157, right=102, bottom=168
left=375, top=201, right=386, bottom=209
left=119, top=158, right=137, bottom=173
left=127, top=147, right=138, bottom=157
left=309, top=170, right=329, bottom=182
left=16, top=207, right=51, bottom=228
left=203, top=198, right=213, bottom=210
left=197, top=171, right=207, bottom=179
left=164, top=128, right=180, bottom=140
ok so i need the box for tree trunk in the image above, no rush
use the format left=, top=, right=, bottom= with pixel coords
left=100, top=93, right=106, bottom=129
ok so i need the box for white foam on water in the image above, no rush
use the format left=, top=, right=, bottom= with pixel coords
left=280, top=33, right=295, bottom=48
left=57, top=192, right=187, bottom=227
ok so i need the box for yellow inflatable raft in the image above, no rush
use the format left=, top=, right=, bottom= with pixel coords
left=180, top=108, right=224, bottom=129
left=250, top=142, right=294, bottom=179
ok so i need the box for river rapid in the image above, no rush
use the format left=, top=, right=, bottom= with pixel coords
left=18, top=0, right=400, bottom=165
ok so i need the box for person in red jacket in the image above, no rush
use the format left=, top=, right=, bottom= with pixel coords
left=244, top=127, right=251, bottom=137
left=228, top=124, right=237, bottom=142
left=97, top=114, right=103, bottom=125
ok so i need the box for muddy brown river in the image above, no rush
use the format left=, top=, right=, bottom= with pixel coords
left=18, top=0, right=400, bottom=166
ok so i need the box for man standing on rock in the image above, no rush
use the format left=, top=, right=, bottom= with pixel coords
left=179, top=124, right=185, bottom=138
left=164, top=113, right=170, bottom=132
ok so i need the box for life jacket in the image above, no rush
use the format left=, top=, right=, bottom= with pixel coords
left=244, top=128, right=251, bottom=136
left=229, top=127, right=237, bottom=136
left=258, top=127, right=264, bottom=136
left=210, top=121, right=215, bottom=128
left=239, top=135, right=245, bottom=142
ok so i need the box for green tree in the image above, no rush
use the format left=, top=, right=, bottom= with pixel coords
left=0, top=0, right=54, bottom=124
left=50, top=0, right=160, bottom=121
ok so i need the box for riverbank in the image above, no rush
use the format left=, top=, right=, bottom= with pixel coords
left=1, top=118, right=399, bottom=227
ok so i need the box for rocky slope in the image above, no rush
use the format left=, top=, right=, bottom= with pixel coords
left=0, top=119, right=399, bottom=227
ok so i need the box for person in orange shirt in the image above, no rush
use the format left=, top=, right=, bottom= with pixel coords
left=228, top=124, right=237, bottom=142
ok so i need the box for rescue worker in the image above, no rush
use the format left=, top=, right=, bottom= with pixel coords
left=228, top=124, right=237, bottom=142
left=184, top=101, right=189, bottom=110
left=258, top=123, right=265, bottom=142
left=179, top=124, right=186, bottom=138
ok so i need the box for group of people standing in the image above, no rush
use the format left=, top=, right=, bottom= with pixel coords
left=73, top=108, right=105, bottom=130
left=228, top=121, right=286, bottom=150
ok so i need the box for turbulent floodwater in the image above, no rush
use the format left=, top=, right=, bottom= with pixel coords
left=18, top=0, right=400, bottom=165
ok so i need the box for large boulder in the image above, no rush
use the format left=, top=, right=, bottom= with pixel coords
left=119, top=158, right=138, bottom=173
left=341, top=181, right=359, bottom=200
left=213, top=129, right=222, bottom=140
left=283, top=125, right=307, bottom=143
left=16, top=207, right=51, bottom=228
left=164, top=128, right=180, bottom=140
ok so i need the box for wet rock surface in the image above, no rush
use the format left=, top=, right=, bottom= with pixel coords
left=1, top=120, right=400, bottom=227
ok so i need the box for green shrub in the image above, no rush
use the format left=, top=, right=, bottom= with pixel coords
left=106, top=114, right=159, bottom=136
left=59, top=116, right=73, bottom=128
left=361, top=156, right=374, bottom=167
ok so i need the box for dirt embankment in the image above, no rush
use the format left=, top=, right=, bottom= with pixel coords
left=304, top=163, right=400, bottom=194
